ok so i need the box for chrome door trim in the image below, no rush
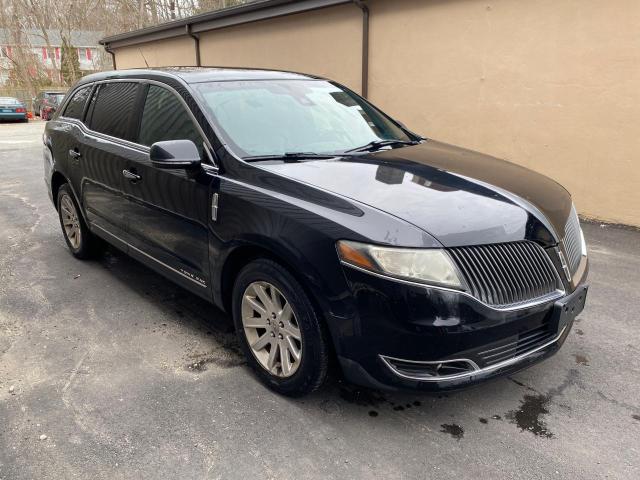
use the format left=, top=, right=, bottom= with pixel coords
left=92, top=224, right=208, bottom=289
left=211, top=192, right=219, bottom=221
left=122, top=169, right=141, bottom=181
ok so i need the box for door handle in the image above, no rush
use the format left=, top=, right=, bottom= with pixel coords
left=122, top=169, right=141, bottom=182
left=69, top=149, right=81, bottom=159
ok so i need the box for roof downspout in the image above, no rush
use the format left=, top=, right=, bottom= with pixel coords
left=104, top=44, right=117, bottom=70
left=186, top=24, right=201, bottom=67
left=352, top=0, right=369, bottom=98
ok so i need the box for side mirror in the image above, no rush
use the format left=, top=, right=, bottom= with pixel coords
left=149, top=140, right=201, bottom=170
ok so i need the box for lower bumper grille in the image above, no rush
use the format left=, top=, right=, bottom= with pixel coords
left=380, top=323, right=563, bottom=382
left=478, top=323, right=555, bottom=366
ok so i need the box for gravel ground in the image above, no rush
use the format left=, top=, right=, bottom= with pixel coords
left=0, top=120, right=639, bottom=479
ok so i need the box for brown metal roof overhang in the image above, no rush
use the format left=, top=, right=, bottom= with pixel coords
left=99, top=0, right=354, bottom=49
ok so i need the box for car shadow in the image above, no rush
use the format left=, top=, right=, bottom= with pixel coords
left=92, top=244, right=546, bottom=440
left=96, top=244, right=236, bottom=334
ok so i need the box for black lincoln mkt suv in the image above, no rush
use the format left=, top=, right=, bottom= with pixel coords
left=43, top=68, right=588, bottom=396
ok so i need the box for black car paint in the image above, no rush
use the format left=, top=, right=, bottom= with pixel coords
left=44, top=68, right=587, bottom=391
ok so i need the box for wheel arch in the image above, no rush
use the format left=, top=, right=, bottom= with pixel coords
left=49, top=170, right=89, bottom=225
left=50, top=171, right=68, bottom=210
left=218, top=242, right=340, bottom=369
left=220, top=244, right=311, bottom=314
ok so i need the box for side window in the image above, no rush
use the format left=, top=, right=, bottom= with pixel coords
left=138, top=85, right=202, bottom=148
left=84, top=86, right=99, bottom=125
left=63, top=86, right=91, bottom=120
left=88, top=82, right=139, bottom=140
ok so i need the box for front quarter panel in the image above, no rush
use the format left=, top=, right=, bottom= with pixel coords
left=210, top=161, right=440, bottom=350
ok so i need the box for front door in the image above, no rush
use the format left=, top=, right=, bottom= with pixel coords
left=120, top=83, right=214, bottom=296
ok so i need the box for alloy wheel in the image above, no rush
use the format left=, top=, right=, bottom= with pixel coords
left=241, top=281, right=303, bottom=377
left=60, top=194, right=81, bottom=249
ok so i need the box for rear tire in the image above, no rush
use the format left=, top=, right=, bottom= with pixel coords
left=57, top=184, right=103, bottom=259
left=232, top=258, right=330, bottom=396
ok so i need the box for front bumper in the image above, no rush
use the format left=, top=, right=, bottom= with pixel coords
left=336, top=265, right=588, bottom=391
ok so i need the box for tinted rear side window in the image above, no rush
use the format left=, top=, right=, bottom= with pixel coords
left=89, top=82, right=139, bottom=140
left=138, top=85, right=202, bottom=147
left=63, top=86, right=91, bottom=120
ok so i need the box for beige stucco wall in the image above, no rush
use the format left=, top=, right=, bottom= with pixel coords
left=114, top=36, right=196, bottom=69
left=198, top=4, right=362, bottom=93
left=111, top=0, right=640, bottom=226
left=368, top=0, right=640, bottom=226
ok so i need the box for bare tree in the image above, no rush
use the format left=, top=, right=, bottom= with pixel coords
left=1, top=0, right=256, bottom=93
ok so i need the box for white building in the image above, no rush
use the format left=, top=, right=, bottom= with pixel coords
left=0, top=29, right=105, bottom=85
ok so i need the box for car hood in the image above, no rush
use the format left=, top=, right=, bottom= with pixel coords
left=257, top=140, right=573, bottom=247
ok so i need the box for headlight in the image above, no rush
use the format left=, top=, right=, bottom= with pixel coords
left=337, top=240, right=464, bottom=289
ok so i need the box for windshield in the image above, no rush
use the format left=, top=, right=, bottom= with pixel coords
left=49, top=93, right=65, bottom=105
left=49, top=93, right=64, bottom=105
left=193, top=80, right=411, bottom=158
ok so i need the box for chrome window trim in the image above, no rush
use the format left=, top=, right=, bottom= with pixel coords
left=380, top=324, right=568, bottom=382
left=92, top=224, right=207, bottom=289
left=59, top=78, right=219, bottom=171
left=58, top=84, right=93, bottom=120
left=201, top=163, right=218, bottom=174
left=58, top=117, right=150, bottom=154
left=341, top=261, right=565, bottom=312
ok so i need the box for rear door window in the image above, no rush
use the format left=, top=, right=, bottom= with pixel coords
left=63, top=86, right=91, bottom=120
left=88, top=82, right=139, bottom=141
left=137, top=85, right=202, bottom=148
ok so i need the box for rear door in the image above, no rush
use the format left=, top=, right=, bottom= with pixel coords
left=80, top=81, right=142, bottom=246
left=121, top=82, right=214, bottom=296
left=49, top=85, right=92, bottom=202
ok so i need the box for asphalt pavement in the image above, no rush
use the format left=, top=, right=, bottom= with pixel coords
left=0, top=120, right=639, bottom=479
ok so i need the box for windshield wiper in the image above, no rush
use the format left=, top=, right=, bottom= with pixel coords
left=243, top=152, right=337, bottom=162
left=344, top=139, right=420, bottom=154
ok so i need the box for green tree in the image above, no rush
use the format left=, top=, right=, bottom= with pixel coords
left=60, top=36, right=80, bottom=85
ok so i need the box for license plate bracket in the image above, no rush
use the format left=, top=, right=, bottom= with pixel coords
left=550, top=285, right=588, bottom=335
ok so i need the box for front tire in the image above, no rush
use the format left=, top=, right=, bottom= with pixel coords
left=232, top=259, right=330, bottom=396
left=57, top=184, right=102, bottom=259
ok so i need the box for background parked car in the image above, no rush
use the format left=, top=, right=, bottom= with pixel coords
left=0, top=97, right=28, bottom=122
left=40, top=93, right=65, bottom=120
left=33, top=90, right=66, bottom=119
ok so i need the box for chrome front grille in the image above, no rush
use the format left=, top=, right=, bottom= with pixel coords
left=447, top=241, right=561, bottom=308
left=563, top=205, right=582, bottom=275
